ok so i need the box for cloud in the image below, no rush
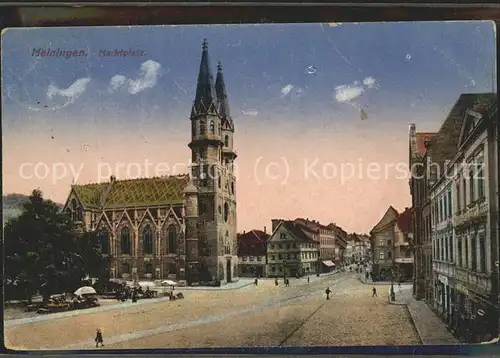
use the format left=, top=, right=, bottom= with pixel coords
left=107, top=60, right=161, bottom=94
left=46, top=78, right=91, bottom=104
left=281, top=84, right=294, bottom=96
left=334, top=84, right=364, bottom=103
left=109, top=75, right=127, bottom=92
left=363, top=77, right=376, bottom=88
left=128, top=60, right=161, bottom=94
left=242, top=109, right=259, bottom=116
left=334, top=76, right=378, bottom=104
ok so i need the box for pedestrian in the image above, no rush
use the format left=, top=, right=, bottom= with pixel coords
left=95, top=329, right=104, bottom=347
left=307, top=276, right=310, bottom=283
left=285, top=279, right=290, bottom=287
left=325, top=287, right=332, bottom=300
left=254, top=278, right=258, bottom=286
left=398, top=281, right=402, bottom=292
left=275, top=278, right=279, bottom=286
left=372, top=287, right=377, bottom=297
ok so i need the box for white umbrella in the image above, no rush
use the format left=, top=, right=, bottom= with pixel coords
left=138, top=281, right=156, bottom=288
left=74, top=286, right=96, bottom=296
left=162, top=280, right=177, bottom=286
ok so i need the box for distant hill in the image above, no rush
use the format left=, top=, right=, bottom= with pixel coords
left=3, top=193, right=64, bottom=226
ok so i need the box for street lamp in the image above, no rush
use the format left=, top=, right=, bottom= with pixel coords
left=390, top=234, right=396, bottom=301
left=283, top=260, right=287, bottom=283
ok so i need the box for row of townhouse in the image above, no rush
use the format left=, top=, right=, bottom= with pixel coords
left=345, top=233, right=371, bottom=264
left=369, top=207, right=414, bottom=282
left=410, top=92, right=499, bottom=343
left=237, top=218, right=349, bottom=278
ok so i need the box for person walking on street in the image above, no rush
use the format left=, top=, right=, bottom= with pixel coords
left=285, top=279, right=290, bottom=287
left=307, top=276, right=310, bottom=283
left=95, top=329, right=104, bottom=347
left=254, top=278, right=258, bottom=286
left=325, top=287, right=332, bottom=300
left=398, top=281, right=402, bottom=292
left=275, top=278, right=279, bottom=286
left=372, top=287, right=377, bottom=297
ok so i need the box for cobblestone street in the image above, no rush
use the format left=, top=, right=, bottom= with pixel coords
left=5, top=272, right=424, bottom=349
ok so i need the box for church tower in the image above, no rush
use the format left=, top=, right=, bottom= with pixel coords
left=188, top=40, right=238, bottom=284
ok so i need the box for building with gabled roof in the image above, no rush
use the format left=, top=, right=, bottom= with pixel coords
left=237, top=228, right=270, bottom=277
left=266, top=219, right=320, bottom=278
left=63, top=40, right=238, bottom=286
left=369, top=205, right=399, bottom=281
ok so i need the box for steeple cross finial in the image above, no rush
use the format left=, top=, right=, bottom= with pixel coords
left=202, top=39, right=208, bottom=50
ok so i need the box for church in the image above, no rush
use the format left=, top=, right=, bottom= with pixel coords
left=63, top=40, right=238, bottom=286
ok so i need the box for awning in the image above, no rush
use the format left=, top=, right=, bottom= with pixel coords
left=322, top=260, right=335, bottom=267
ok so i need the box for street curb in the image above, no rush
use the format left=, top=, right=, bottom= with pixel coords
left=405, top=305, right=425, bottom=345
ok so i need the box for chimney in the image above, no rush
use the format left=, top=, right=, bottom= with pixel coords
left=243, top=230, right=246, bottom=235
left=264, top=226, right=267, bottom=234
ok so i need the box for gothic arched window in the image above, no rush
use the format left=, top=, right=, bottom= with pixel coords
left=71, top=199, right=77, bottom=221
left=224, top=203, right=229, bottom=222
left=77, top=207, right=83, bottom=222
left=200, top=121, right=206, bottom=135
left=99, top=229, right=110, bottom=255
left=224, top=135, right=229, bottom=147
left=168, top=226, right=177, bottom=254
left=121, top=227, right=131, bottom=254
left=143, top=225, right=154, bottom=255
left=209, top=120, right=215, bottom=134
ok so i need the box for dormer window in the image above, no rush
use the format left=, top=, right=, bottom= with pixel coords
left=209, top=120, right=215, bottom=134
left=200, top=121, right=206, bottom=135
left=224, top=135, right=229, bottom=147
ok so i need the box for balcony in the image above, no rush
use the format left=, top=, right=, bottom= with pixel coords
left=452, top=200, right=488, bottom=227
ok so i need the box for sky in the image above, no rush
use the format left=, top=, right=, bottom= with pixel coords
left=1, top=21, right=497, bottom=234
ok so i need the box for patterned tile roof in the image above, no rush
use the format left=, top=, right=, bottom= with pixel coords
left=72, top=183, right=107, bottom=209
left=72, top=174, right=190, bottom=210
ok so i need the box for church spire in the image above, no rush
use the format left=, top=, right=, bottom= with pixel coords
left=191, top=39, right=218, bottom=118
left=215, top=61, right=231, bottom=121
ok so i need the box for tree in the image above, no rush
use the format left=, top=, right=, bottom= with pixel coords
left=4, top=189, right=106, bottom=302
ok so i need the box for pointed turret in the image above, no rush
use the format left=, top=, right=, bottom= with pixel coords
left=191, top=39, right=218, bottom=118
left=215, top=62, right=231, bottom=122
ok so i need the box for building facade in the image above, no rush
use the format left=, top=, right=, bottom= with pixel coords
left=370, top=206, right=399, bottom=281
left=430, top=173, right=455, bottom=324
left=409, top=124, right=436, bottom=300
left=267, top=219, right=320, bottom=277
left=394, top=208, right=414, bottom=281
left=411, top=92, right=499, bottom=342
left=294, top=218, right=338, bottom=272
left=237, top=229, right=269, bottom=277
left=449, top=95, right=498, bottom=342
left=63, top=40, right=239, bottom=286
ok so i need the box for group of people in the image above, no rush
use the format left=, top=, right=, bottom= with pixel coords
left=116, top=285, right=154, bottom=302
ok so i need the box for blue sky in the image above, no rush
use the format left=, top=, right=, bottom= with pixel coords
left=1, top=22, right=497, bottom=233
left=2, top=21, right=496, bottom=130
